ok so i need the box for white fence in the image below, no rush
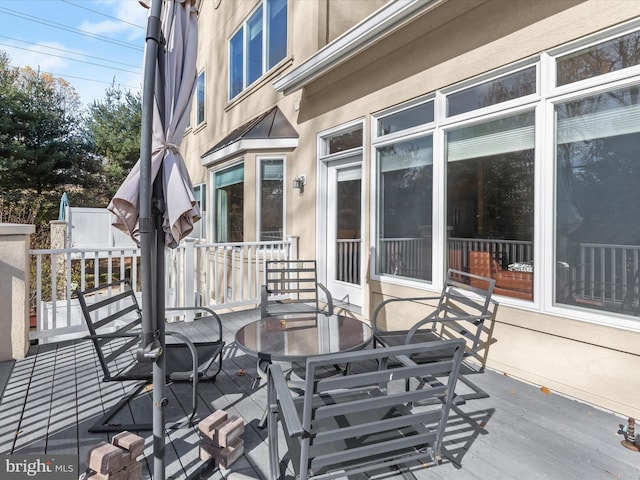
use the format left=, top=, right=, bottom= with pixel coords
left=30, top=238, right=296, bottom=343
left=66, top=207, right=136, bottom=248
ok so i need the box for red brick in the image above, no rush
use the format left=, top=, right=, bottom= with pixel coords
left=112, top=431, right=145, bottom=459
left=87, top=442, right=125, bottom=475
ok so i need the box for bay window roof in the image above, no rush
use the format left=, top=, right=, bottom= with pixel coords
left=201, top=106, right=298, bottom=165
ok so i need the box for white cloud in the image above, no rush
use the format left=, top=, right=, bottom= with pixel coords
left=83, top=0, right=147, bottom=41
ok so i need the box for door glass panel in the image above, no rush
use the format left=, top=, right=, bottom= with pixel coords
left=336, top=167, right=361, bottom=285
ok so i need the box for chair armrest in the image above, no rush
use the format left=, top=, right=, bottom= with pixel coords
left=84, top=332, right=141, bottom=340
left=166, top=306, right=223, bottom=342
left=372, top=296, right=441, bottom=332
left=268, top=363, right=304, bottom=437
left=405, top=312, right=492, bottom=344
left=317, top=283, right=334, bottom=315
left=164, top=331, right=199, bottom=382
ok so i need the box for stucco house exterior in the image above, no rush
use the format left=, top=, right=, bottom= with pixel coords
left=181, top=0, right=640, bottom=418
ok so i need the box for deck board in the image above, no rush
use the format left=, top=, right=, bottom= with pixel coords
left=0, top=308, right=638, bottom=479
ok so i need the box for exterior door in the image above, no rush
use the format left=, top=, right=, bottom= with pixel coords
left=325, top=159, right=362, bottom=307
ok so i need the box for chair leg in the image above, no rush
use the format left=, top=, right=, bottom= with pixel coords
left=89, top=381, right=152, bottom=433
left=455, top=374, right=489, bottom=402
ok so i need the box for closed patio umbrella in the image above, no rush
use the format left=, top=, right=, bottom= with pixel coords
left=107, top=1, right=200, bottom=479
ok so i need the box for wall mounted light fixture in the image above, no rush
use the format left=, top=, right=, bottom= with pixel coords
left=293, top=175, right=306, bottom=195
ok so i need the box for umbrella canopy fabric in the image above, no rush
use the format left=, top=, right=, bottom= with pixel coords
left=108, top=0, right=200, bottom=249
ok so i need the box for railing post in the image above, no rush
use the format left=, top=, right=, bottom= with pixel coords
left=184, top=238, right=196, bottom=321
left=288, top=235, right=299, bottom=260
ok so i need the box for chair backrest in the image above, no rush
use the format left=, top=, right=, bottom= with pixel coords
left=75, top=279, right=144, bottom=381
left=427, top=269, right=497, bottom=356
left=291, top=339, right=465, bottom=478
left=261, top=259, right=321, bottom=316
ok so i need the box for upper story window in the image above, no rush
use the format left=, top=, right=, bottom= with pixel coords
left=556, top=30, right=640, bottom=86
left=229, top=0, right=288, bottom=100
left=447, top=66, right=537, bottom=117
left=196, top=71, right=205, bottom=126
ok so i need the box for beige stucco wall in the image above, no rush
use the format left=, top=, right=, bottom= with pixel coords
left=186, top=0, right=640, bottom=417
left=0, top=223, right=35, bottom=361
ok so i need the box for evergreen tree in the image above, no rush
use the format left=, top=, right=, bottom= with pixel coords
left=0, top=60, right=98, bottom=194
left=85, top=86, right=142, bottom=195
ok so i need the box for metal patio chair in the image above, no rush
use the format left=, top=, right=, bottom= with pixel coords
left=76, top=279, right=224, bottom=432
left=261, top=259, right=334, bottom=318
left=267, top=339, right=466, bottom=479
left=372, top=269, right=498, bottom=402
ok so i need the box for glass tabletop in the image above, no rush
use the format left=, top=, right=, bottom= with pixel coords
left=235, top=313, right=373, bottom=362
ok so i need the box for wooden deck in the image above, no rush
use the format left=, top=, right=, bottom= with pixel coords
left=0, top=308, right=638, bottom=479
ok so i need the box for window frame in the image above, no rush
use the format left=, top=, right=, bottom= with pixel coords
left=228, top=0, right=288, bottom=100
left=211, top=160, right=245, bottom=243
left=195, top=70, right=205, bottom=127
left=256, top=155, right=286, bottom=241
left=369, top=18, right=640, bottom=330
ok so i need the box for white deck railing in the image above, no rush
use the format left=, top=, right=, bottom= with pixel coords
left=30, top=237, right=296, bottom=343
left=29, top=236, right=640, bottom=342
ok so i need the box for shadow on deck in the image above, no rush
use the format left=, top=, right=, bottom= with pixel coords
left=0, top=308, right=637, bottom=479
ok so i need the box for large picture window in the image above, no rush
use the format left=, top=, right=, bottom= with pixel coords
left=229, top=0, right=287, bottom=99
left=370, top=22, right=640, bottom=328
left=555, top=85, right=640, bottom=313
left=215, top=164, right=244, bottom=242
left=376, top=135, right=433, bottom=281
left=446, top=111, right=535, bottom=300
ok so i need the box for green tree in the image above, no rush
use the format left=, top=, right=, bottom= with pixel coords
left=85, top=86, right=142, bottom=195
left=0, top=59, right=98, bottom=194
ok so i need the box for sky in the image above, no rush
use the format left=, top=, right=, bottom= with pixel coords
left=0, top=0, right=148, bottom=108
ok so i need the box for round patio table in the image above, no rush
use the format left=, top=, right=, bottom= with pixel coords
left=235, top=312, right=373, bottom=427
left=235, top=312, right=373, bottom=363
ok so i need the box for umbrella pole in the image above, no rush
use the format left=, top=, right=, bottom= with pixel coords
left=138, top=1, right=165, bottom=479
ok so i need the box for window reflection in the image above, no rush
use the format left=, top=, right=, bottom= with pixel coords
left=215, top=164, right=244, bottom=242
left=557, top=31, right=640, bottom=86
left=377, top=136, right=433, bottom=281
left=328, top=128, right=363, bottom=154
left=260, top=159, right=283, bottom=241
left=555, top=85, right=640, bottom=314
left=446, top=112, right=535, bottom=300
left=447, top=67, right=536, bottom=117
left=377, top=101, right=434, bottom=136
